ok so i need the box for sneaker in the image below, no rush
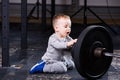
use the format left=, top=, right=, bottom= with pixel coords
left=66, top=59, right=75, bottom=70
left=63, top=57, right=75, bottom=70
left=29, top=60, right=45, bottom=74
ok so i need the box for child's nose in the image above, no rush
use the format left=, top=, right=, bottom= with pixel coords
left=68, top=27, right=71, bottom=31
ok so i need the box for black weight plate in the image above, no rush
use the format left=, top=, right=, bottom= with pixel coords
left=72, top=25, right=113, bottom=79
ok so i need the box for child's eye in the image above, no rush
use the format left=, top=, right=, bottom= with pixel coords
left=65, top=26, right=67, bottom=28
left=64, top=24, right=69, bottom=28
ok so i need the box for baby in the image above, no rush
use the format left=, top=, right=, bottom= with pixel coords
left=30, top=14, right=77, bottom=73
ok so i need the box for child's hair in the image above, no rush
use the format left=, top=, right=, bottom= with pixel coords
left=52, top=14, right=71, bottom=28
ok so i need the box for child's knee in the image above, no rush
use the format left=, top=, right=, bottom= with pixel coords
left=55, top=62, right=67, bottom=73
left=43, top=62, right=67, bottom=73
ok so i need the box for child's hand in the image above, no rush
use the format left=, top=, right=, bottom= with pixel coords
left=73, top=39, right=77, bottom=43
left=67, top=39, right=77, bottom=48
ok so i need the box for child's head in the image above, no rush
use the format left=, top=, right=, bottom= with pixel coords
left=52, top=14, right=71, bottom=38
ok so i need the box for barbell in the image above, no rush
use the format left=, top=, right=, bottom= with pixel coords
left=72, top=25, right=120, bottom=79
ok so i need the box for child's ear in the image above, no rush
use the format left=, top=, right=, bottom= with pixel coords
left=54, top=26, right=58, bottom=32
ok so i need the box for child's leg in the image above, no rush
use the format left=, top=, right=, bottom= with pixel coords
left=63, top=51, right=75, bottom=70
left=29, top=60, right=45, bottom=74
left=43, top=61, right=67, bottom=73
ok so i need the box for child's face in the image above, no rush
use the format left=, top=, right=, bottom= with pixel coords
left=55, top=18, right=71, bottom=38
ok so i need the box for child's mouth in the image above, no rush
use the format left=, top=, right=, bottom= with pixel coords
left=67, top=32, right=70, bottom=35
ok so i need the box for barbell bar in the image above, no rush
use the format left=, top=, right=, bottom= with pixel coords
left=104, top=52, right=120, bottom=58
left=72, top=25, right=118, bottom=79
left=94, top=47, right=120, bottom=58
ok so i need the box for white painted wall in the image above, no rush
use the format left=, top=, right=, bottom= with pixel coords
left=0, top=0, right=120, bottom=6
left=79, top=0, right=120, bottom=6
left=4, top=0, right=72, bottom=5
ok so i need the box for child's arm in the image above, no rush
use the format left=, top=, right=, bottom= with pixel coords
left=50, top=38, right=77, bottom=49
left=49, top=37, right=68, bottom=49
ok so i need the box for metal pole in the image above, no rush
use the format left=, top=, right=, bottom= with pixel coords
left=21, top=0, right=27, bottom=50
left=51, top=0, right=55, bottom=19
left=1, top=0, right=10, bottom=67
left=41, top=0, right=46, bottom=31
left=83, top=0, right=87, bottom=26
left=37, top=0, right=40, bottom=19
